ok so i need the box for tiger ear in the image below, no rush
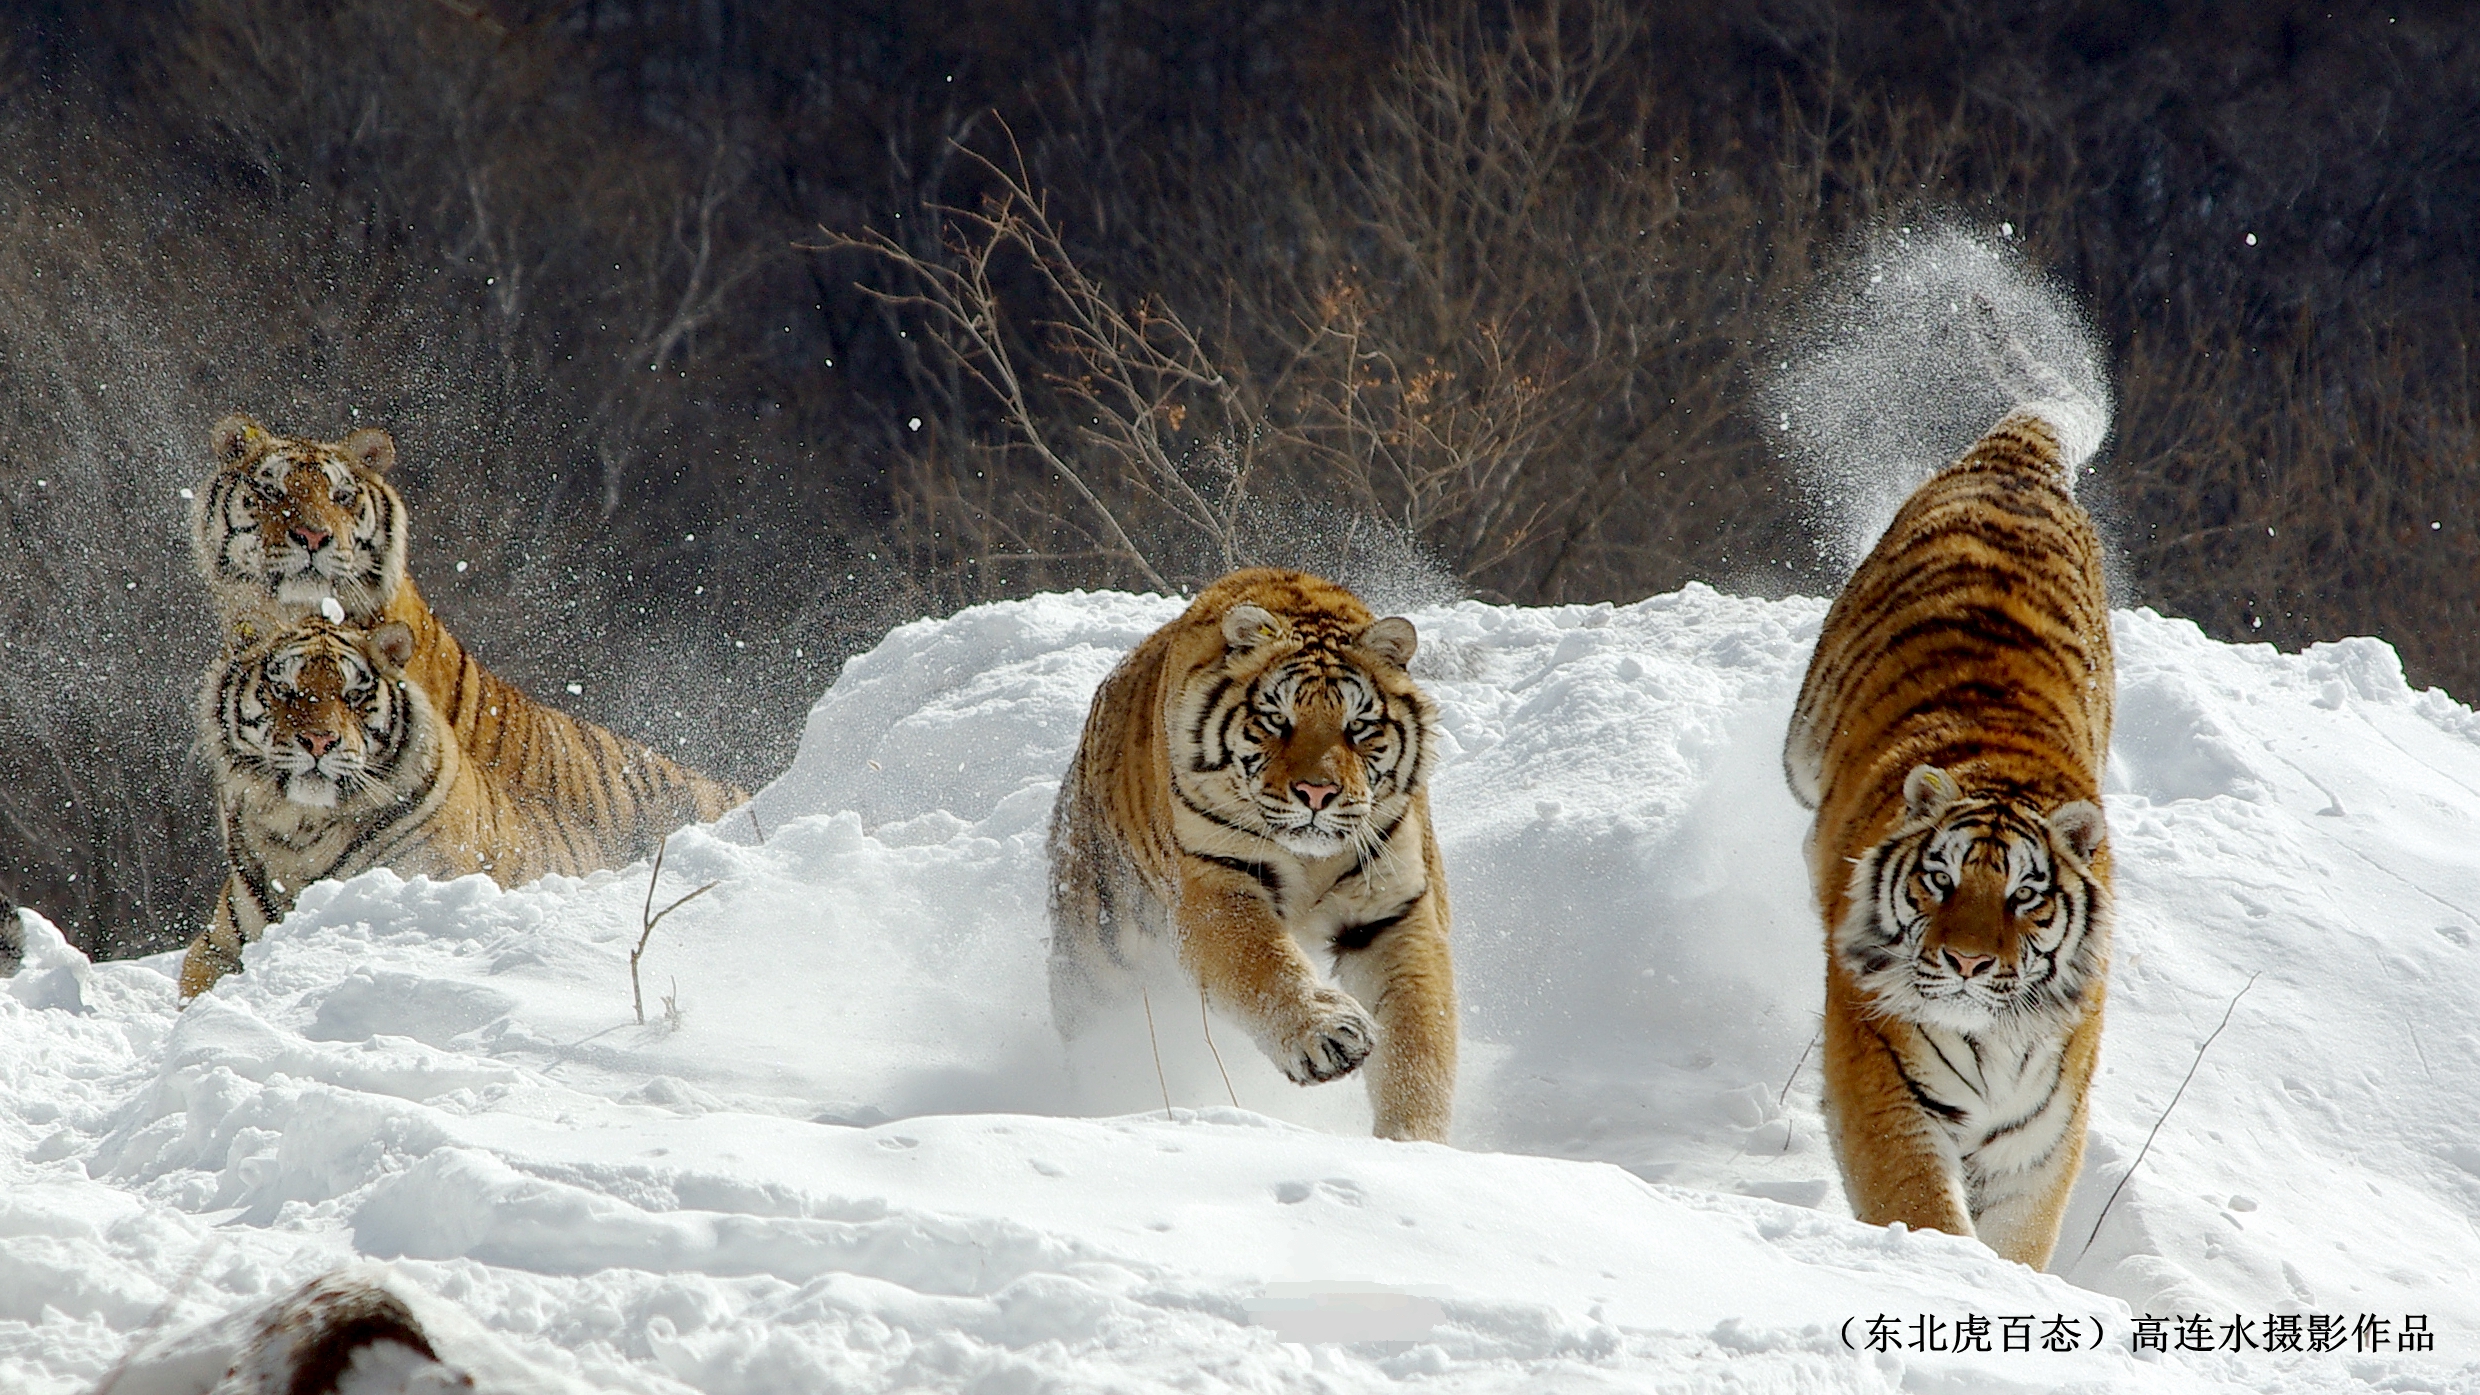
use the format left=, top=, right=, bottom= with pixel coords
left=2048, top=800, right=2107, bottom=865
left=369, top=621, right=416, bottom=672
left=212, top=413, right=269, bottom=465
left=1903, top=764, right=1962, bottom=820
left=1357, top=616, right=1418, bottom=669
left=341, top=426, right=396, bottom=475
left=1222, top=603, right=1284, bottom=651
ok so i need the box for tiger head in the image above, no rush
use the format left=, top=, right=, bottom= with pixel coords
left=1837, top=764, right=2109, bottom=1035
left=205, top=616, right=426, bottom=811
left=1178, top=599, right=1435, bottom=860
left=194, top=413, right=406, bottom=626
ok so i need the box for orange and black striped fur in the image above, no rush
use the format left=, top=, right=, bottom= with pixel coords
left=1048, top=569, right=1457, bottom=1142
left=180, top=617, right=627, bottom=999
left=1783, top=314, right=2115, bottom=1269
left=192, top=413, right=745, bottom=871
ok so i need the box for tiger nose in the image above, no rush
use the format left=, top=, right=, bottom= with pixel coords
left=289, top=524, right=331, bottom=550
left=299, top=730, right=340, bottom=758
left=1941, top=948, right=1996, bottom=979
left=1292, top=780, right=1340, bottom=811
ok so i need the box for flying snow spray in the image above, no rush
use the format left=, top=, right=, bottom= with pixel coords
left=1762, top=222, right=2113, bottom=572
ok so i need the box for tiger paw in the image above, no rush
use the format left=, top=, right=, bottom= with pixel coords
left=177, top=928, right=247, bottom=1004
left=1276, top=990, right=1376, bottom=1084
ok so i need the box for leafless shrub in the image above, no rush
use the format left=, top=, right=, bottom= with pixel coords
left=2112, top=315, right=2480, bottom=684
left=633, top=834, right=716, bottom=1027
left=851, top=0, right=2480, bottom=696
left=823, top=139, right=1276, bottom=593
left=842, top=0, right=2057, bottom=606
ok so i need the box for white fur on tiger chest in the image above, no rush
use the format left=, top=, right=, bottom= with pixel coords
left=1908, top=1022, right=2076, bottom=1180
left=1288, top=824, right=1430, bottom=952
left=230, top=793, right=363, bottom=893
left=1167, top=793, right=1428, bottom=948
left=223, top=746, right=459, bottom=917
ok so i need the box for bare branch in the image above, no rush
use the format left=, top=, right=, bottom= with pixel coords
left=633, top=834, right=718, bottom=1027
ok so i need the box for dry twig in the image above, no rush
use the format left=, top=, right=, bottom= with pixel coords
left=2073, top=973, right=2260, bottom=1267
left=633, top=833, right=718, bottom=1026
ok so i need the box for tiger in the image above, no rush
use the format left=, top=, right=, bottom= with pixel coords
left=1047, top=568, right=1457, bottom=1142
left=191, top=412, right=746, bottom=869
left=1782, top=300, right=2115, bottom=1270
left=177, top=615, right=661, bottom=1000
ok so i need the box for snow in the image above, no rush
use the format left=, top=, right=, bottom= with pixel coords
left=6, top=584, right=2480, bottom=1392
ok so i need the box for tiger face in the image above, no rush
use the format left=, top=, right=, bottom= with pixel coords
left=1838, top=764, right=2107, bottom=1036
left=1184, top=604, right=1430, bottom=860
left=211, top=618, right=419, bottom=810
left=195, top=414, right=405, bottom=624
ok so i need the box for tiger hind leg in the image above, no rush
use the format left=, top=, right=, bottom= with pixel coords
left=1045, top=846, right=1173, bottom=1041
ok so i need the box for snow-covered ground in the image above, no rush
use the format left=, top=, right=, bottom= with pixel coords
left=7, top=585, right=2479, bottom=1392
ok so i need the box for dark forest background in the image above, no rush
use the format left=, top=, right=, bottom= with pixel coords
left=3, top=0, right=2476, bottom=958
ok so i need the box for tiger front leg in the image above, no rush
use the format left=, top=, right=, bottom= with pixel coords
left=1821, top=985, right=1974, bottom=1240
left=177, top=877, right=256, bottom=1003
left=1965, top=1140, right=2083, bottom=1270
left=1965, top=1014, right=2102, bottom=1270
left=1332, top=892, right=1456, bottom=1143
left=1176, top=869, right=1374, bottom=1086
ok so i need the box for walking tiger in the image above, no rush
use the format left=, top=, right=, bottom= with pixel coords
left=1783, top=299, right=2115, bottom=1268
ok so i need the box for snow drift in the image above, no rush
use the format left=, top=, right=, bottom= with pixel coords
left=4, top=586, right=2478, bottom=1392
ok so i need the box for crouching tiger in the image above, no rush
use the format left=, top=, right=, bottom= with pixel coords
left=191, top=412, right=744, bottom=872
left=1047, top=569, right=1457, bottom=1142
left=178, top=615, right=718, bottom=1000
left=1783, top=303, right=2116, bottom=1269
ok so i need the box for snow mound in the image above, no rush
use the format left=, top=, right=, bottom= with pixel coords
left=4, top=587, right=2477, bottom=1391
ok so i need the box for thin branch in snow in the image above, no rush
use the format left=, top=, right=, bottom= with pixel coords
left=1201, top=986, right=1239, bottom=1109
left=2074, top=973, right=2260, bottom=1268
left=1778, top=1019, right=1821, bottom=1154
left=634, top=834, right=717, bottom=1026
left=1141, top=984, right=1172, bottom=1120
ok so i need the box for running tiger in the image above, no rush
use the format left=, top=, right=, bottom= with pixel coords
left=192, top=412, right=745, bottom=869
left=179, top=615, right=644, bottom=999
left=1783, top=303, right=2115, bottom=1269
left=1048, top=569, right=1457, bottom=1142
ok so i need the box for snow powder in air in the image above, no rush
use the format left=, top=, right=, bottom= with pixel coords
left=1764, top=222, right=2115, bottom=571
